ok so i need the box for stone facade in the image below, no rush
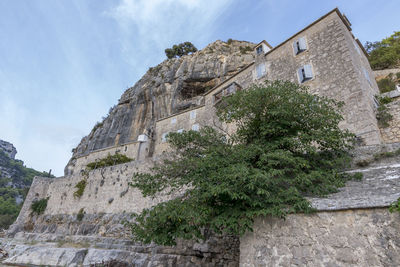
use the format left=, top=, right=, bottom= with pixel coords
left=380, top=98, right=400, bottom=143
left=66, top=8, right=383, bottom=175
left=4, top=8, right=399, bottom=267
left=240, top=208, right=400, bottom=267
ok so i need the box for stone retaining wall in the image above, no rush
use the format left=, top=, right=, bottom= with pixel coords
left=373, top=68, right=400, bottom=78
left=380, top=98, right=400, bottom=143
left=240, top=208, right=400, bottom=267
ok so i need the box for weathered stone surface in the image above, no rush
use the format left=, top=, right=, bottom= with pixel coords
left=1, top=231, right=239, bottom=266
left=380, top=98, right=400, bottom=143
left=310, top=156, right=400, bottom=210
left=67, top=40, right=256, bottom=175
left=240, top=208, right=400, bottom=267
left=0, top=140, right=17, bottom=159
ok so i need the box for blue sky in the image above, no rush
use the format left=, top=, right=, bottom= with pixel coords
left=0, top=0, right=398, bottom=176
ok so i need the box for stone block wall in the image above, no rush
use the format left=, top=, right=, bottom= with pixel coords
left=66, top=141, right=142, bottom=175
left=259, top=11, right=380, bottom=145
left=380, top=98, right=400, bottom=143
left=240, top=208, right=400, bottom=267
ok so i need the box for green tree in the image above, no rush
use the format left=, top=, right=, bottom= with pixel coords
left=165, top=42, right=198, bottom=59
left=365, top=31, right=400, bottom=70
left=129, top=80, right=358, bottom=246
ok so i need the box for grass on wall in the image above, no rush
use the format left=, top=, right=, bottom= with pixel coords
left=73, top=180, right=87, bottom=198
left=31, top=197, right=49, bottom=215
left=86, top=153, right=133, bottom=171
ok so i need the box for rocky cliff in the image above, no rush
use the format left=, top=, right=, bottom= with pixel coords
left=66, top=40, right=255, bottom=175
left=0, top=140, right=52, bottom=229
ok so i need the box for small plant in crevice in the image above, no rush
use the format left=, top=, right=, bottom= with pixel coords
left=86, top=153, right=133, bottom=171
left=77, top=208, right=85, bottom=221
left=31, top=197, right=49, bottom=215
left=74, top=180, right=87, bottom=198
left=376, top=95, right=393, bottom=128
left=239, top=46, right=252, bottom=54
left=389, top=198, right=400, bottom=213
left=373, top=148, right=400, bottom=161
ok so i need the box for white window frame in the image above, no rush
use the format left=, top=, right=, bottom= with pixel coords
left=293, top=37, right=307, bottom=55
left=191, top=124, right=200, bottom=131
left=256, top=45, right=263, bottom=55
left=161, top=132, right=169, bottom=143
left=256, top=63, right=266, bottom=79
left=354, top=40, right=361, bottom=55
left=297, top=64, right=313, bottom=83
left=363, top=68, right=371, bottom=85
left=190, top=110, right=196, bottom=120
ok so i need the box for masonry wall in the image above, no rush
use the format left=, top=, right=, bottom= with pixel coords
left=380, top=98, right=400, bottom=143
left=257, top=11, right=380, bottom=145
left=66, top=141, right=142, bottom=175
left=240, top=208, right=400, bottom=267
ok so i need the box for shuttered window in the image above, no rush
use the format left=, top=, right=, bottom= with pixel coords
left=297, top=64, right=313, bottom=83
left=190, top=110, right=196, bottom=120
left=161, top=132, right=169, bottom=142
left=256, top=63, right=266, bottom=78
left=293, top=37, right=307, bottom=55
left=192, top=124, right=200, bottom=131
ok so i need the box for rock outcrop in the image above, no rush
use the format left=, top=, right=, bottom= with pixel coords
left=0, top=140, right=17, bottom=160
left=66, top=40, right=255, bottom=175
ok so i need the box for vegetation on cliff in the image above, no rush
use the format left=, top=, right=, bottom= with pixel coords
left=129, top=80, right=360, bottom=245
left=365, top=31, right=400, bottom=70
left=164, top=42, right=198, bottom=59
left=0, top=149, right=53, bottom=229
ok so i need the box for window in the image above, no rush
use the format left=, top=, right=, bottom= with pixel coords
left=256, top=45, right=263, bottom=55
left=256, top=63, right=266, bottom=78
left=363, top=68, right=371, bottom=84
left=293, top=37, right=307, bottom=55
left=213, top=82, right=242, bottom=103
left=190, top=110, right=196, bottom=120
left=192, top=124, right=199, bottom=131
left=137, top=134, right=148, bottom=142
left=297, top=64, right=313, bottom=83
left=161, top=132, right=169, bottom=143
left=373, top=96, right=379, bottom=109
left=354, top=41, right=361, bottom=55
left=171, top=117, right=177, bottom=124
left=177, top=129, right=184, bottom=133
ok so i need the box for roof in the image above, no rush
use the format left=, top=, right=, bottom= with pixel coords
left=254, top=40, right=273, bottom=49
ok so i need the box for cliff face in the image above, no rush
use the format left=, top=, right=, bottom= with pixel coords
left=67, top=40, right=255, bottom=174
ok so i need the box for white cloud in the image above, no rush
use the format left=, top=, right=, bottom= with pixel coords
left=106, top=0, right=233, bottom=72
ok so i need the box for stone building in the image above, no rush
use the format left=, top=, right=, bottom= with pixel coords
left=3, top=8, right=400, bottom=267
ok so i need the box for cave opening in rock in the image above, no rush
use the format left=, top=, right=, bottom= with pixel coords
left=180, top=78, right=217, bottom=100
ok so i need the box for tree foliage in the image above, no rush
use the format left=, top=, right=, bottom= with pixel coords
left=129, top=80, right=358, bottom=246
left=165, top=42, right=198, bottom=59
left=365, top=31, right=400, bottom=70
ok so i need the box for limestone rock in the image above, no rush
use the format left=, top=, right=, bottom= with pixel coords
left=66, top=40, right=255, bottom=175
left=0, top=140, right=17, bottom=159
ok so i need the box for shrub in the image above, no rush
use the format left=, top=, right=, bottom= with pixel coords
left=377, top=78, right=396, bottom=93
left=227, top=38, right=233, bottom=45
left=165, top=42, right=198, bottom=59
left=77, top=208, right=85, bottom=221
left=365, top=31, right=400, bottom=70
left=86, top=153, right=133, bottom=171
left=129, top=80, right=359, bottom=245
left=376, top=96, right=393, bottom=128
left=31, top=197, right=49, bottom=215
left=73, top=180, right=87, bottom=198
left=239, top=46, right=252, bottom=54
left=389, top=198, right=400, bottom=213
